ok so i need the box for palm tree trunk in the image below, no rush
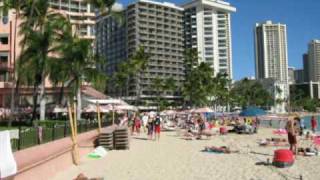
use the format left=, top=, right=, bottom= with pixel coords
left=39, top=73, right=46, bottom=121
left=10, top=10, right=19, bottom=115
left=32, top=82, right=38, bottom=121
left=76, top=86, right=82, bottom=120
left=58, top=84, right=65, bottom=105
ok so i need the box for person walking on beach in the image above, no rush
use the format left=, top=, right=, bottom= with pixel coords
left=134, top=114, right=142, bottom=135
left=128, top=115, right=135, bottom=135
left=147, top=116, right=154, bottom=140
left=142, top=113, right=149, bottom=133
left=311, top=116, right=317, bottom=133
left=154, top=114, right=161, bottom=141
left=286, top=117, right=300, bottom=154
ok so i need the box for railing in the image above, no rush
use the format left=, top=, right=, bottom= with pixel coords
left=11, top=120, right=112, bottom=151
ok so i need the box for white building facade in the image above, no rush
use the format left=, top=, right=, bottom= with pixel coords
left=254, top=21, right=289, bottom=113
left=308, top=40, right=320, bottom=82
left=183, top=0, right=236, bottom=78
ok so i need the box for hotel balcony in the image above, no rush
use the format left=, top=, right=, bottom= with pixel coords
left=0, top=81, right=13, bottom=88
left=0, top=63, right=13, bottom=72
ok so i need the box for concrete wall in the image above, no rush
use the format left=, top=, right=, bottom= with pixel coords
left=13, top=129, right=100, bottom=180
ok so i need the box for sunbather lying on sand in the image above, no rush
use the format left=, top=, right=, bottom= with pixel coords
left=203, top=146, right=239, bottom=154
left=258, top=138, right=288, bottom=146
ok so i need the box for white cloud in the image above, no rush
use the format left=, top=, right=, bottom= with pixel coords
left=111, top=3, right=124, bottom=12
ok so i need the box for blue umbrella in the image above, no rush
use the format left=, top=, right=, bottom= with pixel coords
left=239, top=107, right=266, bottom=117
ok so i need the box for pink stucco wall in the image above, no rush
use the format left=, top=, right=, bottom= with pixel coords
left=13, top=129, right=100, bottom=180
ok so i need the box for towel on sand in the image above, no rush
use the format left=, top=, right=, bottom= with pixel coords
left=0, top=131, right=17, bottom=178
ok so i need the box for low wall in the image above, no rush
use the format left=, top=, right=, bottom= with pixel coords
left=13, top=129, right=100, bottom=180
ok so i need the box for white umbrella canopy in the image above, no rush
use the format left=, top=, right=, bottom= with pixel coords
left=83, top=104, right=97, bottom=113
left=114, top=104, right=138, bottom=111
left=53, top=106, right=67, bottom=113
left=194, top=107, right=214, bottom=113
left=161, top=110, right=177, bottom=115
left=86, top=99, right=128, bottom=105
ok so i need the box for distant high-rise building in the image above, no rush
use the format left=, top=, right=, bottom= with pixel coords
left=254, top=20, right=289, bottom=84
left=308, top=40, right=320, bottom=82
left=49, top=0, right=96, bottom=39
left=303, top=53, right=310, bottom=82
left=96, top=0, right=185, bottom=106
left=183, top=0, right=236, bottom=78
left=288, top=67, right=295, bottom=84
left=294, top=69, right=304, bottom=84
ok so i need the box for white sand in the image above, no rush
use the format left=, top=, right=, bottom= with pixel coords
left=52, top=128, right=320, bottom=180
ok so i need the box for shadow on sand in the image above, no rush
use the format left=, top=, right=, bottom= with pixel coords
left=132, top=137, right=149, bottom=141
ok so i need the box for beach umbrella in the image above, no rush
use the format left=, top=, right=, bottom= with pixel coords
left=114, top=104, right=138, bottom=112
left=83, top=104, right=98, bottom=113
left=161, top=110, right=176, bottom=115
left=194, top=107, right=214, bottom=113
left=239, top=106, right=266, bottom=117
left=53, top=106, right=67, bottom=113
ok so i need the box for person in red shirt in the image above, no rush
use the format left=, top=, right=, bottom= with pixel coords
left=134, top=114, right=141, bottom=135
left=311, top=116, right=317, bottom=133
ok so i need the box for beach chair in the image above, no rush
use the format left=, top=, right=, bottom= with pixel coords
left=0, top=131, right=17, bottom=179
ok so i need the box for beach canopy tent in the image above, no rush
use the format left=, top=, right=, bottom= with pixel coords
left=239, top=107, right=266, bottom=117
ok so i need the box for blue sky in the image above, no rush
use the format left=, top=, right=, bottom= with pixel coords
left=117, top=0, right=320, bottom=80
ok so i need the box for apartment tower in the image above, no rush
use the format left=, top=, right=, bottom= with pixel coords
left=308, top=40, right=320, bottom=82
left=183, top=0, right=236, bottom=78
left=254, top=21, right=289, bottom=84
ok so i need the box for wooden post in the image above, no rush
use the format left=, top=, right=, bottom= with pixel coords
left=73, top=101, right=79, bottom=163
left=112, top=105, right=115, bottom=125
left=67, top=101, right=79, bottom=165
left=97, top=102, right=102, bottom=134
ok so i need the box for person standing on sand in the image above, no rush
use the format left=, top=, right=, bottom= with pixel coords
left=128, top=114, right=135, bottom=135
left=134, top=114, right=142, bottom=135
left=286, top=117, right=300, bottom=154
left=154, top=114, right=161, bottom=141
left=147, top=116, right=154, bottom=140
left=311, top=116, right=317, bottom=133
left=142, top=113, right=149, bottom=132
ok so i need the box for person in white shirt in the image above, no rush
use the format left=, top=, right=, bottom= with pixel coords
left=142, top=113, right=149, bottom=132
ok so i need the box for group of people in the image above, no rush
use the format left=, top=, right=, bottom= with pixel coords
left=286, top=116, right=318, bottom=155
left=120, top=113, right=162, bottom=141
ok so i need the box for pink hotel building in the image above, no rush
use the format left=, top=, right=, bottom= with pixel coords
left=0, top=0, right=96, bottom=107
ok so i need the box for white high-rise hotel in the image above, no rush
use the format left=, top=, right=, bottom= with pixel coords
left=254, top=21, right=289, bottom=113
left=254, top=21, right=289, bottom=84
left=183, top=0, right=236, bottom=78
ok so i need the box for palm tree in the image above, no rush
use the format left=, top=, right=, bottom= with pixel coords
left=129, top=47, right=150, bottom=105
left=60, top=36, right=106, bottom=120
left=18, top=0, right=71, bottom=120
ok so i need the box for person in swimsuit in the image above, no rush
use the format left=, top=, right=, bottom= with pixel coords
left=286, top=117, right=300, bottom=154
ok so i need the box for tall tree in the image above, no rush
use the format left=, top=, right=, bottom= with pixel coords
left=59, top=36, right=106, bottom=120
left=18, top=0, right=71, bottom=120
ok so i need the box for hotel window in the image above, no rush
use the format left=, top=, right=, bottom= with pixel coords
left=0, top=53, right=8, bottom=62
left=0, top=36, right=8, bottom=45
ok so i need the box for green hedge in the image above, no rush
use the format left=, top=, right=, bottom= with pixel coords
left=34, top=120, right=67, bottom=128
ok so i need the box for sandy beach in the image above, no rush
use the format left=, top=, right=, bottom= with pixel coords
left=52, top=128, right=320, bottom=180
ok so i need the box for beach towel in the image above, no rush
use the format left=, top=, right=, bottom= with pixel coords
left=87, top=146, right=108, bottom=159
left=0, top=131, right=17, bottom=178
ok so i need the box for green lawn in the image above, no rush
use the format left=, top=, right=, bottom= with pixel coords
left=0, top=126, right=18, bottom=131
